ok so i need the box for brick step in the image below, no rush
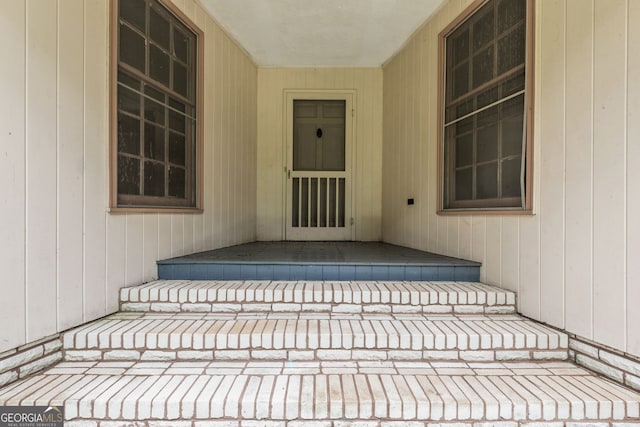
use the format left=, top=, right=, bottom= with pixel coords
left=0, top=361, right=638, bottom=425
left=120, top=280, right=517, bottom=314
left=62, top=312, right=568, bottom=363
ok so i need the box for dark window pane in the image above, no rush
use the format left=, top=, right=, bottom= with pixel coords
left=502, top=71, right=525, bottom=96
left=119, top=0, right=145, bottom=32
left=120, top=24, right=145, bottom=72
left=170, top=98, right=186, bottom=112
left=498, top=24, right=525, bottom=74
left=456, top=100, right=474, bottom=121
left=118, top=155, right=140, bottom=195
left=498, top=0, right=526, bottom=33
left=144, top=161, right=165, bottom=197
left=477, top=85, right=499, bottom=110
left=118, top=71, right=140, bottom=91
left=457, top=117, right=473, bottom=134
left=174, top=61, right=188, bottom=98
left=477, top=162, right=498, bottom=199
left=118, top=113, right=140, bottom=155
left=477, top=124, right=499, bottom=163
left=455, top=168, right=473, bottom=201
left=473, top=46, right=494, bottom=88
left=448, top=99, right=474, bottom=122
left=117, top=85, right=140, bottom=116
left=144, top=122, right=165, bottom=161
left=169, top=109, right=185, bottom=133
left=456, top=134, right=473, bottom=167
left=174, top=28, right=189, bottom=63
left=452, top=29, right=469, bottom=65
left=453, top=65, right=469, bottom=99
left=473, top=8, right=494, bottom=49
left=145, top=97, right=165, bottom=125
left=477, top=105, right=499, bottom=127
left=502, top=93, right=524, bottom=116
left=169, top=167, right=186, bottom=198
left=169, top=132, right=185, bottom=166
left=145, top=84, right=164, bottom=102
left=150, top=44, right=170, bottom=87
left=502, top=115, right=524, bottom=157
left=150, top=7, right=170, bottom=50
left=502, top=157, right=522, bottom=197
left=445, top=107, right=456, bottom=123
left=502, top=94, right=524, bottom=157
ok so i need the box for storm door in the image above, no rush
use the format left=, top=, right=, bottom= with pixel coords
left=285, top=96, right=353, bottom=240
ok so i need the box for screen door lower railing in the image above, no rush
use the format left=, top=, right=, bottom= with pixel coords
left=292, top=175, right=346, bottom=228
left=288, top=172, right=350, bottom=240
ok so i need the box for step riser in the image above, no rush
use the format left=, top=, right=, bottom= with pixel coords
left=64, top=421, right=640, bottom=427
left=157, top=264, right=481, bottom=282
left=64, top=348, right=568, bottom=363
left=122, top=302, right=515, bottom=315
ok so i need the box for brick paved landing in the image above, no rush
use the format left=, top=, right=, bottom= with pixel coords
left=0, top=361, right=638, bottom=425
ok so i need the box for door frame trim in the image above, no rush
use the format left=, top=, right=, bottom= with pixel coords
left=282, top=89, right=357, bottom=241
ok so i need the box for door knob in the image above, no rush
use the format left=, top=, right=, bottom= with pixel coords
left=316, top=128, right=323, bottom=138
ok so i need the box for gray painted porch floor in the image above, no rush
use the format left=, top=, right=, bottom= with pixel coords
left=161, top=241, right=479, bottom=265
left=156, top=241, right=481, bottom=281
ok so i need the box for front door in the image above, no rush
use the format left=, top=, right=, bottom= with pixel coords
left=285, top=93, right=353, bottom=240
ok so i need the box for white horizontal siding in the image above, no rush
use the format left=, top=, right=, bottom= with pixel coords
left=0, top=0, right=257, bottom=353
left=382, top=0, right=639, bottom=357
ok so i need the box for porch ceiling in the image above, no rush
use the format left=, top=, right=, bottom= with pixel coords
left=199, top=0, right=446, bottom=67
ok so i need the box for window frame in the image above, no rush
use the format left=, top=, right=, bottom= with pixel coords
left=437, top=0, right=535, bottom=215
left=109, top=0, right=204, bottom=213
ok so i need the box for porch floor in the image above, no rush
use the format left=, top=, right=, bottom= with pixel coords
left=157, top=241, right=481, bottom=281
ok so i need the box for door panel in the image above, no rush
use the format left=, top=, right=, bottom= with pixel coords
left=293, top=123, right=318, bottom=170
left=286, top=95, right=353, bottom=241
left=321, top=125, right=345, bottom=171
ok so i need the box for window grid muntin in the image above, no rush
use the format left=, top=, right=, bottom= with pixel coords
left=446, top=1, right=526, bottom=109
left=448, top=93, right=524, bottom=204
left=443, top=0, right=527, bottom=210
left=116, top=0, right=197, bottom=208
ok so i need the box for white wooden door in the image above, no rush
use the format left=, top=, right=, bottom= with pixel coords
left=285, top=93, right=353, bottom=240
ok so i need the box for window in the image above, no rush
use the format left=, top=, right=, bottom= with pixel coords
left=439, top=0, right=533, bottom=212
left=111, top=0, right=202, bottom=211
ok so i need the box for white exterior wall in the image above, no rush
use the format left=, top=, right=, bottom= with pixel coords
left=382, top=0, right=640, bottom=357
left=0, top=0, right=257, bottom=353
left=256, top=68, right=383, bottom=241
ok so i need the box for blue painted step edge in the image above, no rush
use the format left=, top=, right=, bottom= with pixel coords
left=157, top=263, right=480, bottom=282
